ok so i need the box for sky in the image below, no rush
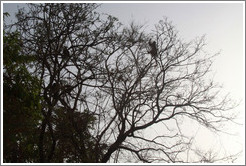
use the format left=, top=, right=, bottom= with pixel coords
left=97, top=2, right=244, bottom=99
left=2, top=1, right=245, bottom=163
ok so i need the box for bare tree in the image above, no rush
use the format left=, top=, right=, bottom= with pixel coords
left=93, top=19, right=238, bottom=162
left=10, top=3, right=239, bottom=163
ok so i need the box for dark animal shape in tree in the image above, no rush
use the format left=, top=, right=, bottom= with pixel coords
left=148, top=39, right=157, bottom=57
left=51, top=82, right=60, bottom=98
left=63, top=47, right=70, bottom=59
left=62, top=85, right=74, bottom=95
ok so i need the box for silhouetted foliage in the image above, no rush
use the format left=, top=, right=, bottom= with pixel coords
left=3, top=28, right=42, bottom=162
left=3, top=3, right=239, bottom=163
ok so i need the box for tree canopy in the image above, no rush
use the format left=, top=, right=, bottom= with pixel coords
left=3, top=3, right=239, bottom=163
left=3, top=22, right=42, bottom=162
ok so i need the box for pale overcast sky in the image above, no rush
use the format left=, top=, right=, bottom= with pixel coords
left=2, top=2, right=245, bottom=163
left=97, top=2, right=244, bottom=98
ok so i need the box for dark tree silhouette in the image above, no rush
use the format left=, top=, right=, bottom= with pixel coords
left=4, top=3, right=240, bottom=163
left=11, top=3, right=121, bottom=162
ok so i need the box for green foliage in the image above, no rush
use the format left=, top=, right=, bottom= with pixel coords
left=52, top=107, right=98, bottom=162
left=3, top=30, right=42, bottom=162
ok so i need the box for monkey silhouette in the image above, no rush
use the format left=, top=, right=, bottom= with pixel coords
left=148, top=39, right=157, bottom=57
left=63, top=47, right=70, bottom=59
left=51, top=82, right=60, bottom=99
left=117, top=74, right=124, bottom=82
left=62, top=85, right=74, bottom=95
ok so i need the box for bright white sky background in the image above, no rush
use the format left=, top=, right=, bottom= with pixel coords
left=2, top=1, right=245, bottom=164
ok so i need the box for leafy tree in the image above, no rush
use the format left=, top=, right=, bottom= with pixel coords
left=52, top=107, right=97, bottom=162
left=3, top=19, right=42, bottom=162
left=4, top=3, right=239, bottom=163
